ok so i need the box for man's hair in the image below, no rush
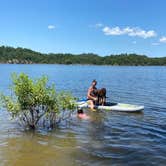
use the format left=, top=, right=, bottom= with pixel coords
left=92, top=79, right=97, bottom=84
left=77, top=109, right=84, bottom=114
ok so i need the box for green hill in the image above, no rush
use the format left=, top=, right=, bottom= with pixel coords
left=0, top=46, right=166, bottom=65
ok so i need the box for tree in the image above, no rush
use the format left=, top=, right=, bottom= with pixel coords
left=0, top=73, right=76, bottom=130
left=0, top=45, right=166, bottom=65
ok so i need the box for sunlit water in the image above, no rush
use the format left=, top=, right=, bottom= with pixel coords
left=0, top=64, right=166, bottom=166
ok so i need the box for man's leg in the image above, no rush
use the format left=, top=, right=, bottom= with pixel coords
left=88, top=100, right=94, bottom=109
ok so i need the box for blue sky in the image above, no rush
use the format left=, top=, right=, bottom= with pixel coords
left=0, top=0, right=166, bottom=57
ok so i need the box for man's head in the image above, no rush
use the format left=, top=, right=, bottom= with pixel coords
left=92, top=80, right=97, bottom=87
left=77, top=109, right=84, bottom=114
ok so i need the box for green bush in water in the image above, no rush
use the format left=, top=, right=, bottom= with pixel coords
left=0, top=73, right=76, bottom=129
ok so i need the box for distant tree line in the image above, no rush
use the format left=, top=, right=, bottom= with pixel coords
left=0, top=46, right=166, bottom=65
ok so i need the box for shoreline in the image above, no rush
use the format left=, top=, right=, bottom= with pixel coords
left=0, top=63, right=166, bottom=67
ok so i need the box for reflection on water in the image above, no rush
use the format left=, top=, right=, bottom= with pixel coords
left=0, top=65, right=166, bottom=166
left=0, top=131, right=79, bottom=166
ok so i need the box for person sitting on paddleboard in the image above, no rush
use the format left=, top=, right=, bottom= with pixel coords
left=77, top=109, right=89, bottom=120
left=87, top=80, right=98, bottom=109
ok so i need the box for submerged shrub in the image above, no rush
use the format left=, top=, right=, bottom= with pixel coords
left=0, top=73, right=76, bottom=129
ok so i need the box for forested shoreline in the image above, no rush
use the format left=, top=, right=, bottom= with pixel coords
left=0, top=46, right=166, bottom=65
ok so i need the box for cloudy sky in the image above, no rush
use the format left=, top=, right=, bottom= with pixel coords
left=0, top=0, right=166, bottom=57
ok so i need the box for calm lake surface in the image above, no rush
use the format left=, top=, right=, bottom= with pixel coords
left=0, top=64, right=166, bottom=166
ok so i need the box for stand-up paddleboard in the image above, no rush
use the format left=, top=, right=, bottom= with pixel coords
left=77, top=99, right=144, bottom=112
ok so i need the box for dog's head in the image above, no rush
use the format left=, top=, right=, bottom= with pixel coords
left=93, top=89, right=98, bottom=96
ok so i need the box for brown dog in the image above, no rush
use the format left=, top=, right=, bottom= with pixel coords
left=94, top=88, right=106, bottom=106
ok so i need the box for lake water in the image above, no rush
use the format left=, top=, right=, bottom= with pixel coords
left=0, top=64, right=166, bottom=166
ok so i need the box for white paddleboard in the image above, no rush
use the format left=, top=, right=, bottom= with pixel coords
left=77, top=100, right=144, bottom=112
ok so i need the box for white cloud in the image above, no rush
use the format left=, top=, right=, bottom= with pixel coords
left=95, top=23, right=103, bottom=28
left=48, top=25, right=55, bottom=30
left=102, top=26, right=157, bottom=39
left=159, top=36, right=166, bottom=43
left=152, top=42, right=160, bottom=46
left=103, top=26, right=122, bottom=35
left=89, top=23, right=103, bottom=28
